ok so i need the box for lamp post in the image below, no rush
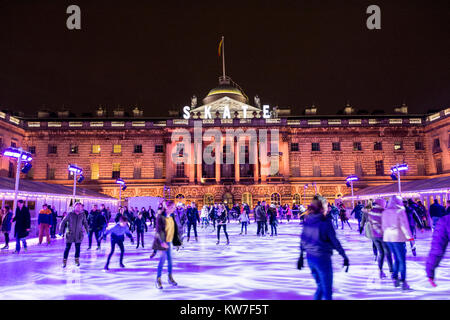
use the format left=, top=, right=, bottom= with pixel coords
left=115, top=178, right=126, bottom=205
left=346, top=175, right=359, bottom=209
left=390, top=163, right=408, bottom=195
left=68, top=164, right=84, bottom=205
left=2, top=147, right=33, bottom=216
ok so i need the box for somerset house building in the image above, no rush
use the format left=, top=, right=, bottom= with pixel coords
left=0, top=74, right=449, bottom=209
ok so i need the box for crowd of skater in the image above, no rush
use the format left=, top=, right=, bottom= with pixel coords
left=0, top=194, right=449, bottom=298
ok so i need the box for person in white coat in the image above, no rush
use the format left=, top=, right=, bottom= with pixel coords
left=382, top=195, right=414, bottom=291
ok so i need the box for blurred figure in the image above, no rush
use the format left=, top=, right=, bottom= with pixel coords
left=13, top=200, right=31, bottom=254
left=200, top=205, right=209, bottom=228
left=216, top=204, right=230, bottom=245
left=186, top=202, right=200, bottom=242
left=329, top=203, right=339, bottom=229
left=239, top=205, right=250, bottom=235
left=60, top=202, right=89, bottom=267
left=255, top=201, right=267, bottom=236
left=361, top=198, right=393, bottom=279
left=50, top=205, right=58, bottom=239
left=298, top=195, right=349, bottom=300
left=351, top=201, right=364, bottom=230
left=339, top=203, right=351, bottom=230
left=103, top=216, right=134, bottom=270
left=153, top=201, right=181, bottom=289
left=38, top=204, right=52, bottom=245
left=382, top=195, right=414, bottom=291
left=430, top=199, right=445, bottom=231
left=134, top=212, right=147, bottom=248
left=1, top=206, right=13, bottom=250
left=268, top=204, right=278, bottom=236
left=426, top=214, right=450, bottom=287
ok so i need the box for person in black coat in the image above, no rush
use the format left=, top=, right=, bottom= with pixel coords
left=216, top=204, right=230, bottom=245
left=186, top=202, right=200, bottom=242
left=50, top=205, right=58, bottom=239
left=87, top=205, right=106, bottom=250
left=134, top=212, right=147, bottom=248
left=12, top=200, right=31, bottom=254
left=298, top=195, right=349, bottom=300
left=1, top=206, right=13, bottom=249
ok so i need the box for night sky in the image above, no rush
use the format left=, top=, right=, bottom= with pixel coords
left=0, top=0, right=449, bottom=117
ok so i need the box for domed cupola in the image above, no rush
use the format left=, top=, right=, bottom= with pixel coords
left=202, top=76, right=248, bottom=105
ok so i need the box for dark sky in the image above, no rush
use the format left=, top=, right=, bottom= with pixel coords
left=0, top=0, right=449, bottom=117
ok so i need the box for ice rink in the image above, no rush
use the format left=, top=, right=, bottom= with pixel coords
left=0, top=219, right=448, bottom=300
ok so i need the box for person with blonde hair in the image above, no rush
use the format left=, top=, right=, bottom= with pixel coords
left=152, top=200, right=182, bottom=289
left=382, top=195, right=414, bottom=291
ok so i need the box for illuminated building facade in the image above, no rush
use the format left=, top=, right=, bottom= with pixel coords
left=0, top=78, right=449, bottom=208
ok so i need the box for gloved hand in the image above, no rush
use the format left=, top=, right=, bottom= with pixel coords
left=343, top=256, right=350, bottom=272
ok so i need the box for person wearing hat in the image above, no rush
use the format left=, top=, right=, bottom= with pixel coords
left=382, top=195, right=414, bottom=291
left=361, top=198, right=393, bottom=279
left=268, top=204, right=278, bottom=236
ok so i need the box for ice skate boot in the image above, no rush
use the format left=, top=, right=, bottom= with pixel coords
left=75, top=258, right=80, bottom=267
left=156, top=277, right=163, bottom=289
left=401, top=281, right=412, bottom=291
left=62, top=259, right=67, bottom=268
left=168, top=274, right=178, bottom=286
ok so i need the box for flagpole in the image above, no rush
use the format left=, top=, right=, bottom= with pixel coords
left=222, top=36, right=226, bottom=79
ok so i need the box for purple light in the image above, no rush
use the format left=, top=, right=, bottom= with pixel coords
left=116, top=178, right=125, bottom=185
left=391, top=163, right=408, bottom=173
left=68, top=164, right=83, bottom=175
left=3, top=147, right=33, bottom=162
left=346, top=175, right=359, bottom=182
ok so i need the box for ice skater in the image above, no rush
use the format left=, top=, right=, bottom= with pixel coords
left=268, top=204, right=278, bottom=236
left=239, top=206, right=250, bottom=235
left=339, top=203, right=352, bottom=230
left=153, top=200, right=181, bottom=289
left=1, top=206, right=12, bottom=250
left=216, top=204, right=229, bottom=245
left=59, top=202, right=89, bottom=267
left=135, top=212, right=147, bottom=248
left=103, top=216, right=134, bottom=270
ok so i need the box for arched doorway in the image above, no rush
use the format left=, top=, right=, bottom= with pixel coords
left=242, top=192, right=252, bottom=207
left=293, top=193, right=301, bottom=205
left=203, top=193, right=214, bottom=206
left=223, top=192, right=233, bottom=209
left=270, top=192, right=281, bottom=206
left=175, top=194, right=185, bottom=204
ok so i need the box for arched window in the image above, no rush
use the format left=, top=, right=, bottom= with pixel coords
left=203, top=194, right=214, bottom=206
left=223, top=192, right=233, bottom=209
left=175, top=194, right=185, bottom=204
left=293, top=193, right=301, bottom=205
left=242, top=192, right=252, bottom=207
left=270, top=193, right=281, bottom=206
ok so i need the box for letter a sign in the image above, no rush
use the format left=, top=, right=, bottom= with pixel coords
left=66, top=5, right=81, bottom=30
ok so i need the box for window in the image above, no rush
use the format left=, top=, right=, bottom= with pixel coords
left=134, top=144, right=143, bottom=153
left=28, top=146, right=36, bottom=154
left=91, top=163, right=99, bottom=180
left=313, top=164, right=321, bottom=177
left=113, top=144, right=122, bottom=154
left=154, top=166, right=163, bottom=179
left=92, top=144, right=101, bottom=154
left=353, top=142, right=362, bottom=151
left=11, top=141, right=17, bottom=148
left=241, top=192, right=252, bottom=206
left=375, top=160, right=384, bottom=176
left=8, top=162, right=14, bottom=178
left=355, top=161, right=363, bottom=176
left=46, top=164, right=55, bottom=180
left=433, top=138, right=441, bottom=153
left=394, top=142, right=403, bottom=151
left=374, top=142, right=383, bottom=150
left=270, top=193, right=281, bottom=206
left=312, top=143, right=320, bottom=152
left=48, top=145, right=57, bottom=154
left=70, top=145, right=78, bottom=154
left=133, top=165, right=141, bottom=179
left=417, top=162, right=426, bottom=176
left=176, top=143, right=185, bottom=157
left=334, top=163, right=342, bottom=176
left=176, top=163, right=185, bottom=177
left=291, top=166, right=300, bottom=177
left=155, top=145, right=164, bottom=153
left=291, top=143, right=299, bottom=152
left=112, top=163, right=120, bottom=178
left=415, top=141, right=424, bottom=150
left=293, top=194, right=301, bottom=205
left=435, top=159, right=443, bottom=174
left=332, top=142, right=341, bottom=151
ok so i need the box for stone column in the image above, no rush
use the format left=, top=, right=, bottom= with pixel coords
left=234, top=138, right=240, bottom=182
left=280, top=133, right=290, bottom=178
left=253, top=137, right=259, bottom=183
left=215, top=137, right=222, bottom=183
left=188, top=140, right=195, bottom=183
left=165, top=139, right=173, bottom=183
left=196, top=138, right=202, bottom=183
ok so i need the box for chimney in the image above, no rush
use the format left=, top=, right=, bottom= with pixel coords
left=132, top=106, right=143, bottom=117
left=394, top=103, right=408, bottom=114
left=305, top=105, right=317, bottom=115
left=96, top=106, right=106, bottom=117
left=113, top=106, right=125, bottom=117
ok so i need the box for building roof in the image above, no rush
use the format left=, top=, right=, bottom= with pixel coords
left=0, top=177, right=115, bottom=199
left=342, top=175, right=450, bottom=200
